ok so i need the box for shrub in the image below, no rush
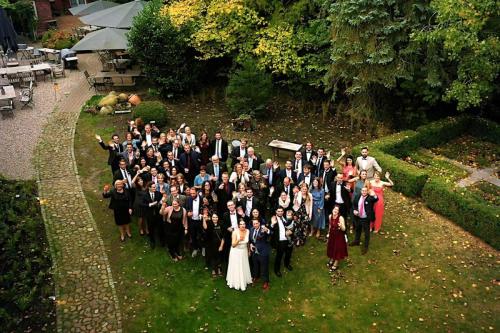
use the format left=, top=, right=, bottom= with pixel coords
left=0, top=177, right=55, bottom=331
left=226, top=59, right=273, bottom=118
left=133, top=101, right=168, bottom=128
left=422, top=179, right=500, bottom=250
left=41, top=29, right=78, bottom=50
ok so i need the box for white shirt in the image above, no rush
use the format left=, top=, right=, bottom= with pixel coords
left=121, top=168, right=131, bottom=188
left=286, top=169, right=292, bottom=178
left=192, top=196, right=200, bottom=220
left=360, top=157, right=368, bottom=171
left=229, top=212, right=238, bottom=229
left=295, top=159, right=302, bottom=175
left=306, top=151, right=312, bottom=161
left=358, top=195, right=367, bottom=218
left=323, top=170, right=329, bottom=192
left=277, top=216, right=287, bottom=241
left=213, top=163, right=219, bottom=178
left=216, top=139, right=222, bottom=158
left=145, top=133, right=152, bottom=145
left=335, top=183, right=343, bottom=204
left=248, top=157, right=254, bottom=169
left=152, top=176, right=158, bottom=185
left=303, top=173, right=311, bottom=186
left=239, top=148, right=246, bottom=158
left=245, top=198, right=253, bottom=217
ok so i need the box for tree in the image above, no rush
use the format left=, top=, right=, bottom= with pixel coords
left=326, top=0, right=426, bottom=127
left=225, top=59, right=273, bottom=118
left=128, top=0, right=200, bottom=96
left=413, top=0, right=500, bottom=111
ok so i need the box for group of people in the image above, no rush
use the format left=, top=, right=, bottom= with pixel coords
left=98, top=119, right=394, bottom=291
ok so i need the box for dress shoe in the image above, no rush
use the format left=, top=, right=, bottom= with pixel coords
left=275, top=271, right=282, bottom=277
left=262, top=282, right=269, bottom=290
left=361, top=247, right=368, bottom=255
left=285, top=265, right=293, bottom=271
left=349, top=241, right=360, bottom=246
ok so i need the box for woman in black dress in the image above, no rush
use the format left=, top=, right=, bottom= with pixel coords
left=103, top=180, right=133, bottom=242
left=203, top=211, right=224, bottom=277
left=197, top=130, right=211, bottom=166
left=132, top=175, right=147, bottom=235
left=160, top=198, right=188, bottom=261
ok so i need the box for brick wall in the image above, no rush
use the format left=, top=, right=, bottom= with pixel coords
left=35, top=0, right=53, bottom=35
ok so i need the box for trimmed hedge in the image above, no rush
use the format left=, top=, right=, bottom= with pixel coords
left=355, top=116, right=500, bottom=249
left=133, top=101, right=168, bottom=128
left=422, top=179, right=500, bottom=249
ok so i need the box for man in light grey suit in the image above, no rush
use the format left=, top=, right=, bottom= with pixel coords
left=355, top=147, right=382, bottom=179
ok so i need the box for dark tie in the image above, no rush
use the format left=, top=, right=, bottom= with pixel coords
left=150, top=193, right=154, bottom=201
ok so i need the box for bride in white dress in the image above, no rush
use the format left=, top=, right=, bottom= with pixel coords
left=226, top=220, right=253, bottom=291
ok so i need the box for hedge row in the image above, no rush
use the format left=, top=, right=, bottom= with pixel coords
left=355, top=116, right=500, bottom=249
left=422, top=179, right=500, bottom=249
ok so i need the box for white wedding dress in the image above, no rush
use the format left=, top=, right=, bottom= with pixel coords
left=226, top=230, right=252, bottom=291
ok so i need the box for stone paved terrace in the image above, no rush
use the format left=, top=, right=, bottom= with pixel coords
left=34, top=54, right=122, bottom=332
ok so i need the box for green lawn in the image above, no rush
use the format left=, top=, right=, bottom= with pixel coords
left=74, top=99, right=499, bottom=333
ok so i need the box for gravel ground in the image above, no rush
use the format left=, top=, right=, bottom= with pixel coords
left=0, top=53, right=99, bottom=179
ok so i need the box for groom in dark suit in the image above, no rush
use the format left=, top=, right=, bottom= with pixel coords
left=350, top=186, right=378, bottom=254
left=249, top=219, right=272, bottom=290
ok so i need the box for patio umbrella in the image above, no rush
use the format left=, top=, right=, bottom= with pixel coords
left=69, top=0, right=118, bottom=16
left=79, top=0, right=146, bottom=29
left=0, top=7, right=18, bottom=53
left=71, top=27, right=129, bottom=51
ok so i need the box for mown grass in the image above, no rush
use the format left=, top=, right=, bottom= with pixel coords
left=430, top=135, right=499, bottom=168
left=74, top=98, right=499, bottom=333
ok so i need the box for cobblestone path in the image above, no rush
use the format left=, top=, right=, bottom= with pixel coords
left=35, top=59, right=122, bottom=332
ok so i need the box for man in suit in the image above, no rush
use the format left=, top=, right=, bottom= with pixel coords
left=321, top=159, right=337, bottom=226
left=120, top=143, right=139, bottom=169
left=230, top=138, right=248, bottom=168
left=221, top=200, right=244, bottom=263
left=165, top=185, right=187, bottom=207
left=279, top=160, right=297, bottom=185
left=312, top=148, right=327, bottom=177
left=249, top=219, right=272, bottom=290
left=169, top=139, right=182, bottom=161
left=206, top=155, right=228, bottom=184
left=246, top=147, right=263, bottom=171
left=331, top=174, right=351, bottom=220
left=259, top=159, right=280, bottom=188
left=186, top=187, right=204, bottom=257
left=296, top=164, right=313, bottom=188
left=215, top=172, right=235, bottom=215
left=179, top=143, right=200, bottom=186
left=350, top=186, right=378, bottom=254
left=141, top=182, right=164, bottom=248
left=141, top=123, right=160, bottom=146
left=277, top=177, right=293, bottom=204
left=113, top=159, right=134, bottom=190
left=271, top=207, right=294, bottom=277
left=355, top=146, right=382, bottom=179
left=300, top=141, right=317, bottom=164
left=239, top=188, right=261, bottom=224
left=165, top=151, right=178, bottom=169
left=209, top=131, right=229, bottom=162
left=293, top=151, right=305, bottom=177
left=96, top=133, right=123, bottom=174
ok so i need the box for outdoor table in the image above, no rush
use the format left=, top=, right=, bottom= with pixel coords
left=38, top=48, right=60, bottom=62
left=268, top=140, right=302, bottom=160
left=19, top=47, right=34, bottom=60
left=95, top=70, right=142, bottom=86
left=0, top=85, right=16, bottom=110
left=0, top=66, right=31, bottom=76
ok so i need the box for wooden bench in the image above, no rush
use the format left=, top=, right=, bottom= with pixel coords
left=268, top=140, right=302, bottom=160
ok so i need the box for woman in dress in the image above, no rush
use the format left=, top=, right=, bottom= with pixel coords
left=160, top=199, right=188, bottom=261
left=200, top=180, right=216, bottom=211
left=349, top=169, right=370, bottom=199
left=226, top=220, right=253, bottom=291
left=326, top=205, right=348, bottom=271
left=203, top=212, right=224, bottom=277
left=179, top=126, right=196, bottom=147
left=293, top=184, right=313, bottom=246
left=197, top=130, right=211, bottom=166
left=132, top=175, right=147, bottom=235
left=229, top=163, right=249, bottom=188
left=310, top=177, right=325, bottom=238
left=277, top=191, right=291, bottom=211
left=337, top=148, right=357, bottom=192
left=369, top=171, right=394, bottom=233
left=102, top=180, right=133, bottom=242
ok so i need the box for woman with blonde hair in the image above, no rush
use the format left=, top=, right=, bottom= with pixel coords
left=293, top=184, right=313, bottom=246
left=102, top=180, right=133, bottom=242
left=229, top=163, right=249, bottom=188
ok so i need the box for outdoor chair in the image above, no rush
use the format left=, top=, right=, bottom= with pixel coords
left=51, top=64, right=65, bottom=79
left=0, top=99, right=14, bottom=116
left=19, top=81, right=34, bottom=108
left=6, top=73, right=20, bottom=86
left=19, top=71, right=36, bottom=87
left=83, top=70, right=107, bottom=92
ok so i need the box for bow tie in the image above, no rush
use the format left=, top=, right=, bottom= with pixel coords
left=362, top=157, right=367, bottom=160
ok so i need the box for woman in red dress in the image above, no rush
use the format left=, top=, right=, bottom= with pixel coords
left=369, top=171, right=394, bottom=233
left=327, top=205, right=348, bottom=271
